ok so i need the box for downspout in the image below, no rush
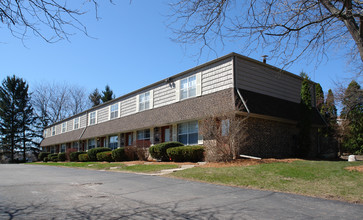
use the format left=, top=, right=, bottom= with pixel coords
left=233, top=55, right=250, bottom=122
left=78, top=110, right=89, bottom=150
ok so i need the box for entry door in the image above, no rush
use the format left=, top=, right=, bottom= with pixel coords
left=164, top=128, right=170, bottom=142
left=125, top=132, right=133, bottom=146
left=161, top=126, right=171, bottom=143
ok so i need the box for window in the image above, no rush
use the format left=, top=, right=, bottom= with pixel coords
left=178, top=121, right=198, bottom=145
left=110, top=103, right=119, bottom=119
left=52, top=127, right=56, bottom=136
left=109, top=135, right=118, bottom=150
left=62, top=122, right=67, bottom=133
left=88, top=139, right=96, bottom=150
left=50, top=146, right=55, bottom=153
left=137, top=129, right=150, bottom=140
left=73, top=142, right=79, bottom=151
left=89, top=111, right=96, bottom=125
left=221, top=119, right=230, bottom=136
left=74, top=117, right=79, bottom=130
left=180, top=75, right=196, bottom=100
left=139, top=92, right=150, bottom=111
left=60, top=144, right=66, bottom=153
left=44, top=130, right=47, bottom=138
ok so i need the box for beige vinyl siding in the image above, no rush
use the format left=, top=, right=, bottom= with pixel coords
left=154, top=83, right=176, bottom=108
left=201, top=57, right=233, bottom=95
left=67, top=120, right=73, bottom=132
left=80, top=114, right=87, bottom=128
left=235, top=57, right=302, bottom=103
left=97, top=106, right=109, bottom=123
left=121, top=96, right=136, bottom=117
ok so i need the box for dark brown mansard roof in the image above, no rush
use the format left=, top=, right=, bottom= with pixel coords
left=238, top=89, right=326, bottom=126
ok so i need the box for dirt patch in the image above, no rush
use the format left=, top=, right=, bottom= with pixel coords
left=200, top=158, right=300, bottom=168
left=345, top=165, right=363, bottom=173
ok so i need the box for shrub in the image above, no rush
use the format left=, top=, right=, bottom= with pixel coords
left=97, top=151, right=113, bottom=162
left=87, top=147, right=112, bottom=161
left=112, top=148, right=127, bottom=162
left=125, top=146, right=138, bottom=161
left=38, top=152, right=50, bottom=161
left=48, top=153, right=58, bottom=162
left=167, top=145, right=205, bottom=162
left=78, top=153, right=89, bottom=162
left=70, top=151, right=86, bottom=162
left=149, top=142, right=184, bottom=161
left=47, top=153, right=57, bottom=159
left=58, top=153, right=66, bottom=161
left=43, top=157, right=48, bottom=162
left=136, top=147, right=149, bottom=161
left=66, top=148, right=77, bottom=161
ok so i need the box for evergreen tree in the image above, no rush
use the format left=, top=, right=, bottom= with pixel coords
left=341, top=80, right=363, bottom=154
left=89, top=89, right=101, bottom=107
left=315, top=83, right=324, bottom=112
left=101, top=85, right=114, bottom=103
left=17, top=82, right=35, bottom=162
left=320, top=89, right=338, bottom=138
left=325, top=89, right=337, bottom=121
left=0, top=75, right=34, bottom=162
left=297, top=73, right=312, bottom=157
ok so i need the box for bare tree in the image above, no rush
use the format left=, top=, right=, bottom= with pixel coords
left=48, top=83, right=70, bottom=123
left=69, top=85, right=89, bottom=115
left=200, top=112, right=247, bottom=162
left=168, top=0, right=363, bottom=71
left=0, top=1, right=113, bottom=43
left=32, top=82, right=90, bottom=124
left=31, top=82, right=91, bottom=146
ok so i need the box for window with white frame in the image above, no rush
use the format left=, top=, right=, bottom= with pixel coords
left=110, top=103, right=119, bottom=119
left=62, top=122, right=67, bottom=133
left=178, top=121, right=198, bottom=145
left=60, top=144, right=66, bottom=153
left=108, top=135, right=118, bottom=150
left=52, top=127, right=56, bottom=136
left=139, top=92, right=150, bottom=111
left=44, top=129, right=47, bottom=138
left=74, top=117, right=79, bottom=130
left=137, top=129, right=150, bottom=140
left=180, top=75, right=196, bottom=100
left=88, top=139, right=96, bottom=150
left=89, top=111, right=96, bottom=125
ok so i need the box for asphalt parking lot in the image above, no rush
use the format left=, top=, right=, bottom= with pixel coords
left=0, top=164, right=362, bottom=219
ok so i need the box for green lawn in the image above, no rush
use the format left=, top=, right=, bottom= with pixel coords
left=170, top=160, right=363, bottom=203
left=30, top=162, right=179, bottom=173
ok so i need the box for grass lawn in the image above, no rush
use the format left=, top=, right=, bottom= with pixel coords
left=170, top=160, right=363, bottom=203
left=30, top=162, right=179, bottom=173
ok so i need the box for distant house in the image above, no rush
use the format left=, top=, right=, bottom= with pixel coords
left=40, top=53, right=325, bottom=158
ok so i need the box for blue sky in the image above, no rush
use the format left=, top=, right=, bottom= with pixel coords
left=0, top=0, right=360, bottom=101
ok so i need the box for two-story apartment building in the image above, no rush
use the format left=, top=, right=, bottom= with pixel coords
left=40, top=53, right=325, bottom=158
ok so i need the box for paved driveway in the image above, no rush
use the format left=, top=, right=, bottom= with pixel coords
left=0, top=164, right=362, bottom=219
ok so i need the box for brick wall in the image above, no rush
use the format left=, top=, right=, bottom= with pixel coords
left=239, top=117, right=298, bottom=158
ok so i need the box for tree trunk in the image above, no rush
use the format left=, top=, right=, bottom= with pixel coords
left=11, top=134, right=14, bottom=162
left=23, top=130, right=26, bottom=162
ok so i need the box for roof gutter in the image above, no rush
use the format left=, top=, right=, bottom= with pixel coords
left=233, top=55, right=250, bottom=122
